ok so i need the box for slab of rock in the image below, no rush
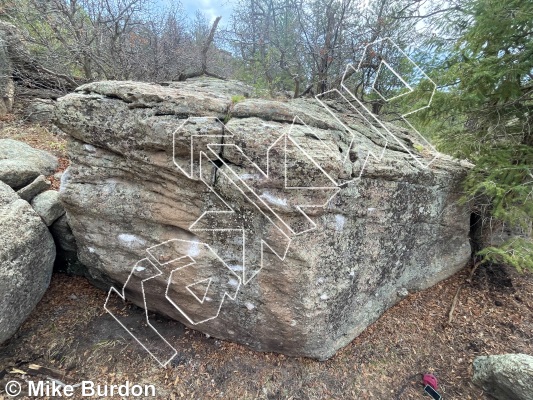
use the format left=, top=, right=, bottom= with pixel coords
left=0, top=139, right=58, bottom=189
left=0, top=181, right=55, bottom=344
left=55, top=78, right=472, bottom=360
left=473, top=354, right=533, bottom=400
left=16, top=174, right=51, bottom=202
left=31, top=190, right=65, bottom=226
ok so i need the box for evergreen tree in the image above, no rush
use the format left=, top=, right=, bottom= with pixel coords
left=418, top=0, right=533, bottom=271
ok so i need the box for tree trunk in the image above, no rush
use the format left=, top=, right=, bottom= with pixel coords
left=0, top=29, right=14, bottom=116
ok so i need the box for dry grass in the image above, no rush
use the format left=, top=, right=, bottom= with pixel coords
left=0, top=117, right=67, bottom=158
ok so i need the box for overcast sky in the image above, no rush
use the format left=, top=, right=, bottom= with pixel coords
left=158, top=0, right=234, bottom=25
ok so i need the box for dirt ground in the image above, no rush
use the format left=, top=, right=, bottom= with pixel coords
left=1, top=118, right=532, bottom=400
left=1, top=265, right=532, bottom=400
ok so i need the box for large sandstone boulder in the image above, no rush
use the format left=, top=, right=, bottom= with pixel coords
left=473, top=354, right=533, bottom=400
left=55, top=78, right=472, bottom=360
left=0, top=181, right=55, bottom=344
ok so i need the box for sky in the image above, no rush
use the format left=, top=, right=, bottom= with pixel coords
left=159, top=0, right=235, bottom=25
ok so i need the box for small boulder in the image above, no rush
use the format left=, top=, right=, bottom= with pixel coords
left=16, top=174, right=51, bottom=202
left=31, top=190, right=65, bottom=226
left=0, top=139, right=58, bottom=189
left=0, top=181, right=55, bottom=344
left=473, top=354, right=533, bottom=400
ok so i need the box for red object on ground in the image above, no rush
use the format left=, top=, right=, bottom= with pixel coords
left=423, top=374, right=438, bottom=390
